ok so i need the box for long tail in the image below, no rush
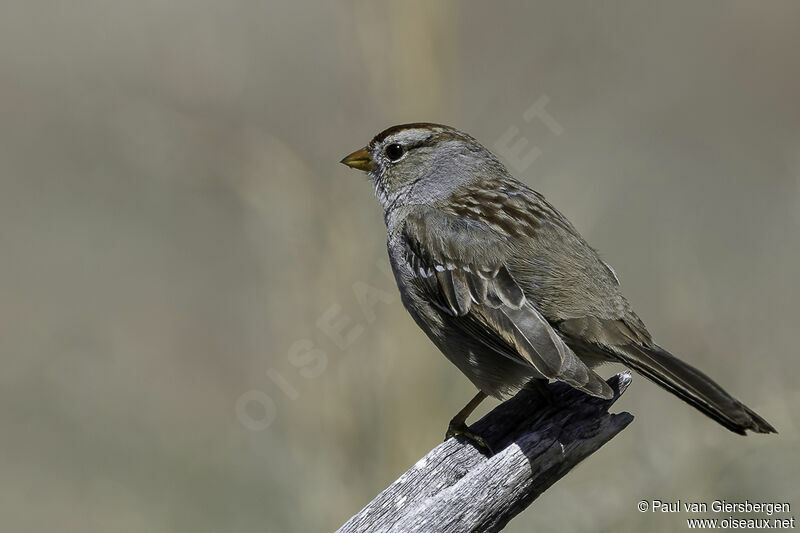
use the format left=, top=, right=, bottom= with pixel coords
left=610, top=343, right=776, bottom=435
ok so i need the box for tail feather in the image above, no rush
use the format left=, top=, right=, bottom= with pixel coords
left=610, top=343, right=776, bottom=435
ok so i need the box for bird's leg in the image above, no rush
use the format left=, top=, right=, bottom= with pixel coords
left=445, top=390, right=492, bottom=454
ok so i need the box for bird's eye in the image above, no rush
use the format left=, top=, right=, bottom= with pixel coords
left=385, top=143, right=405, bottom=161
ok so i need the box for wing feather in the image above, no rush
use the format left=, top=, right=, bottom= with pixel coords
left=401, top=208, right=612, bottom=399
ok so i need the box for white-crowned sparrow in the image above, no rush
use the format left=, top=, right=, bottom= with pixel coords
left=341, top=123, right=775, bottom=448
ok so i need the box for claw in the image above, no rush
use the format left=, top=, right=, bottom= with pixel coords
left=445, top=421, right=494, bottom=455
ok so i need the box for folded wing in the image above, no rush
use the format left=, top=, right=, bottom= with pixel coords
left=401, top=208, right=613, bottom=399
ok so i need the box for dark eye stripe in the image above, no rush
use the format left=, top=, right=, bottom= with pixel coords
left=379, top=131, right=464, bottom=164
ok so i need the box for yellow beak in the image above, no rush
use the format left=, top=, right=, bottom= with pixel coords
left=340, top=147, right=374, bottom=171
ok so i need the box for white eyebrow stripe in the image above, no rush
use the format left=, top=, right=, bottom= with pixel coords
left=387, top=129, right=439, bottom=146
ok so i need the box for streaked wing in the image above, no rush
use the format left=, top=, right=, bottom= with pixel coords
left=442, top=177, right=654, bottom=355
left=401, top=208, right=613, bottom=399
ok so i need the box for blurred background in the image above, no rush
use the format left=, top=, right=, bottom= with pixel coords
left=1, top=1, right=799, bottom=531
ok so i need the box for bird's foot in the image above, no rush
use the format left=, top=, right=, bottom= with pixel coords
left=445, top=421, right=493, bottom=455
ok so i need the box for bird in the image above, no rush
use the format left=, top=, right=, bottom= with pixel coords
left=340, top=122, right=775, bottom=450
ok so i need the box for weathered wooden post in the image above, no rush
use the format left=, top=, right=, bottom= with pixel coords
left=337, top=371, right=634, bottom=533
